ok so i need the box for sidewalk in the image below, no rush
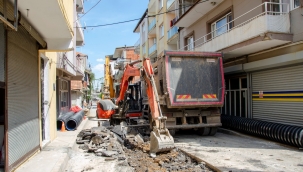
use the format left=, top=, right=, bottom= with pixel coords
left=15, top=109, right=97, bottom=172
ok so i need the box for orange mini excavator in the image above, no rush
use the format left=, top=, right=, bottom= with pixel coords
left=96, top=58, right=174, bottom=156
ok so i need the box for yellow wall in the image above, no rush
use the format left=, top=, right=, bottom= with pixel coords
left=58, top=0, right=74, bottom=36
left=44, top=52, right=58, bottom=141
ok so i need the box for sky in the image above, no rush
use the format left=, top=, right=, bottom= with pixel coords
left=76, top=0, right=148, bottom=81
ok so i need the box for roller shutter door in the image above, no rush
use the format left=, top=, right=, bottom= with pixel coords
left=7, top=26, right=40, bottom=170
left=252, top=65, right=303, bottom=127
left=0, top=23, right=4, bottom=82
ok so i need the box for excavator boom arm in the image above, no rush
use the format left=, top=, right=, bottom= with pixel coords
left=116, top=60, right=142, bottom=104
left=116, top=58, right=174, bottom=156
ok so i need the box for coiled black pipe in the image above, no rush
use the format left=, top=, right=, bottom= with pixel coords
left=57, top=111, right=75, bottom=130
left=66, top=110, right=85, bottom=131
left=221, top=115, right=303, bottom=148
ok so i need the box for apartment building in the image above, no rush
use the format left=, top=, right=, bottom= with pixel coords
left=175, top=0, right=303, bottom=127
left=113, top=46, right=141, bottom=84
left=56, top=0, right=85, bottom=116
left=70, top=52, right=89, bottom=108
left=134, top=9, right=148, bottom=61
left=134, top=0, right=179, bottom=63
left=0, top=0, right=85, bottom=170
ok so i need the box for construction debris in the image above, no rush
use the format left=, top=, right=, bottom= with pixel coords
left=76, top=127, right=213, bottom=172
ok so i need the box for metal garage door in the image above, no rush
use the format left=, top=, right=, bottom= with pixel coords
left=252, top=65, right=303, bottom=127
left=0, top=23, right=4, bottom=82
left=7, top=26, right=40, bottom=170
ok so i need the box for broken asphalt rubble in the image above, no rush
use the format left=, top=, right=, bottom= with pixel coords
left=75, top=126, right=213, bottom=172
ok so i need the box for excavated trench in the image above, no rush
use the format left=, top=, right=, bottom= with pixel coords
left=76, top=126, right=215, bottom=172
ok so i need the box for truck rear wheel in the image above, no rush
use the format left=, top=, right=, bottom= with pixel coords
left=198, top=127, right=210, bottom=136
left=169, top=129, right=175, bottom=137
left=209, top=127, right=218, bottom=136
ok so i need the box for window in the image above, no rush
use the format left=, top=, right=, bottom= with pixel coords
left=269, top=0, right=282, bottom=14
left=291, top=0, right=300, bottom=10
left=187, top=36, right=194, bottom=51
left=159, top=24, right=164, bottom=38
left=61, top=80, right=68, bottom=90
left=211, top=12, right=232, bottom=38
left=159, top=0, right=163, bottom=9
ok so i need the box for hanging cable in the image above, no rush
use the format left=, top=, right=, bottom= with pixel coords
left=75, top=0, right=210, bottom=28
left=74, top=0, right=102, bottom=23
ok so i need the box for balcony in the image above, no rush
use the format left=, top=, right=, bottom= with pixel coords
left=148, top=0, right=157, bottom=13
left=17, top=0, right=74, bottom=50
left=56, top=52, right=77, bottom=77
left=76, top=57, right=85, bottom=76
left=149, top=44, right=157, bottom=58
left=185, top=2, right=292, bottom=59
left=167, top=0, right=175, bottom=13
left=176, top=0, right=224, bottom=27
left=167, top=26, right=178, bottom=44
left=76, top=20, right=85, bottom=46
left=148, top=18, right=156, bottom=36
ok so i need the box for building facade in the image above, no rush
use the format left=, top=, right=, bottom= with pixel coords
left=134, top=0, right=179, bottom=63
left=0, top=0, right=85, bottom=171
left=113, top=46, right=141, bottom=84
left=174, top=0, right=303, bottom=127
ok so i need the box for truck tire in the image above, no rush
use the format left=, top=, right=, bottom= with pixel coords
left=169, top=129, right=176, bottom=137
left=198, top=127, right=210, bottom=136
left=209, top=127, right=218, bottom=136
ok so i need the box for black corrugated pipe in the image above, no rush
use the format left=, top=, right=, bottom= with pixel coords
left=221, top=115, right=303, bottom=148
left=57, top=111, right=75, bottom=130
left=66, top=110, right=85, bottom=131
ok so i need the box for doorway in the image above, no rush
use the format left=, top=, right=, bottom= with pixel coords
left=40, top=54, right=50, bottom=146
left=41, top=58, right=45, bottom=141
left=222, top=77, right=248, bottom=118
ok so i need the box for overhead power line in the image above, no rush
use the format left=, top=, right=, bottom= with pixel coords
left=75, top=0, right=102, bottom=23
left=75, top=0, right=210, bottom=28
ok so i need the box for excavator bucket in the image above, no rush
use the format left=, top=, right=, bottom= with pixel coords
left=150, top=128, right=174, bottom=156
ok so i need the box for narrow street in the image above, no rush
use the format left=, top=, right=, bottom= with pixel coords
left=1, top=0, right=303, bottom=171
left=64, top=108, right=303, bottom=172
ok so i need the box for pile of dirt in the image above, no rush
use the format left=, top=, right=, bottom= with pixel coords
left=124, top=135, right=213, bottom=172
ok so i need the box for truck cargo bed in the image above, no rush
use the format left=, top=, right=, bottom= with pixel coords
left=164, top=51, right=224, bottom=108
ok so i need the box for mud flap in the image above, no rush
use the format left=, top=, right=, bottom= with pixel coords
left=150, top=128, right=174, bottom=157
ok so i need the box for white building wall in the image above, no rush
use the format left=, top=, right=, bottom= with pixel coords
left=71, top=91, right=83, bottom=108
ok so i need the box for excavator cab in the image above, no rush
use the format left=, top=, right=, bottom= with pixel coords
left=99, top=58, right=174, bottom=156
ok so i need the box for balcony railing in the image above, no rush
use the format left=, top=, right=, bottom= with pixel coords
left=168, top=26, right=178, bottom=40
left=148, top=18, right=156, bottom=32
left=180, top=2, right=290, bottom=52
left=179, top=0, right=195, bottom=17
left=149, top=44, right=157, bottom=55
left=167, top=0, right=174, bottom=9
left=76, top=61, right=85, bottom=75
